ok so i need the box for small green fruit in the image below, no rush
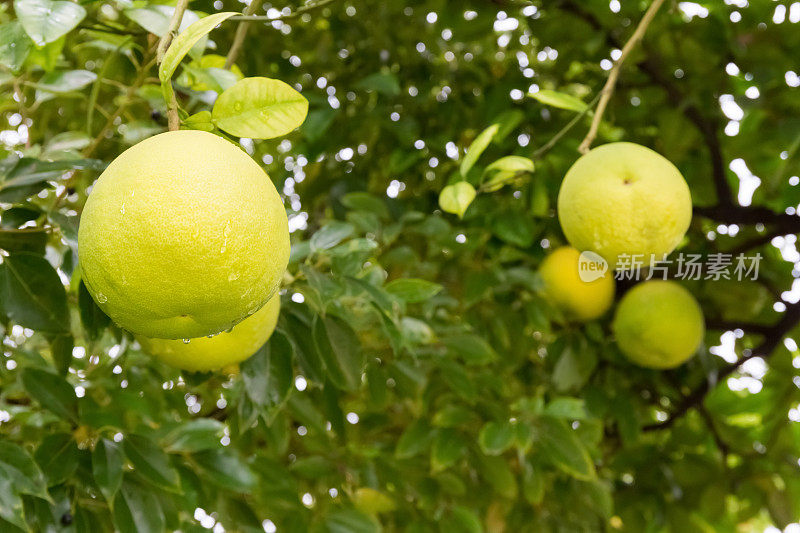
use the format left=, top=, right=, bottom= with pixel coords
left=539, top=246, right=615, bottom=322
left=612, top=280, right=704, bottom=369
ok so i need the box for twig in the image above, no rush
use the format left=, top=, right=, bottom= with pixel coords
left=155, top=0, right=189, bottom=131
left=230, top=0, right=340, bottom=22
left=577, top=0, right=667, bottom=154
left=156, top=0, right=190, bottom=64
left=531, top=91, right=603, bottom=160
left=224, top=0, right=264, bottom=69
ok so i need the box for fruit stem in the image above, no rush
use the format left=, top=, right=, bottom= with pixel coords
left=577, top=0, right=667, bottom=154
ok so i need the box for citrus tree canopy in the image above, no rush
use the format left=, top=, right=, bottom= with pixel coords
left=1, top=0, right=800, bottom=532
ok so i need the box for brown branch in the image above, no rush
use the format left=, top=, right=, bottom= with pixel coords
left=693, top=205, right=800, bottom=231
left=705, top=319, right=774, bottom=336
left=577, top=0, right=667, bottom=153
left=644, top=301, right=800, bottom=431
left=230, top=0, right=339, bottom=22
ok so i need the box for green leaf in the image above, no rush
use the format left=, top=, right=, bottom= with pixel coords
left=34, top=433, right=77, bottom=486
left=78, top=281, right=110, bottom=341
left=0, top=228, right=47, bottom=254
left=182, top=110, right=215, bottom=132
left=283, top=310, right=326, bottom=383
left=483, top=155, right=535, bottom=192
left=163, top=419, right=226, bottom=453
left=355, top=72, right=401, bottom=96
left=311, top=221, right=354, bottom=252
left=536, top=416, right=596, bottom=480
left=325, top=508, right=381, bottom=533
left=478, top=421, right=515, bottom=455
left=123, top=435, right=180, bottom=491
left=312, top=314, right=364, bottom=391
left=92, top=439, right=124, bottom=503
left=20, top=367, right=77, bottom=421
left=35, top=70, right=97, bottom=101
left=439, top=181, right=476, bottom=218
left=384, top=278, right=443, bottom=303
left=552, top=343, right=597, bottom=392
left=212, top=77, right=309, bottom=139
left=444, top=506, right=482, bottom=533
left=528, top=89, right=588, bottom=112
left=478, top=454, right=518, bottom=499
left=0, top=22, right=32, bottom=71
left=113, top=479, right=165, bottom=533
left=193, top=450, right=256, bottom=491
left=460, top=123, right=499, bottom=177
left=544, top=398, right=589, bottom=420
left=125, top=5, right=198, bottom=37
left=0, top=442, right=50, bottom=500
left=49, top=333, right=72, bottom=376
left=431, top=429, right=466, bottom=473
left=158, top=12, right=236, bottom=85
left=14, top=0, right=86, bottom=46
left=442, top=334, right=498, bottom=365
left=301, top=108, right=338, bottom=142
left=493, top=211, right=537, bottom=248
left=522, top=460, right=545, bottom=505
left=395, top=420, right=434, bottom=459
left=240, top=331, right=294, bottom=416
left=0, top=253, right=69, bottom=333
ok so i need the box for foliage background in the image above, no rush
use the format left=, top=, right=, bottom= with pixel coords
left=2, top=0, right=800, bottom=531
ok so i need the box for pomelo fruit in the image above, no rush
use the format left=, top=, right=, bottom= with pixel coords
left=78, top=130, right=289, bottom=339
left=557, top=142, right=692, bottom=267
left=612, top=280, right=704, bottom=369
left=137, top=294, right=280, bottom=372
left=539, top=246, right=615, bottom=321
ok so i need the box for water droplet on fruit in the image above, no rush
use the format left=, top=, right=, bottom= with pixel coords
left=220, top=221, right=231, bottom=253
left=182, top=338, right=190, bottom=344
left=120, top=203, right=125, bottom=214
left=228, top=272, right=239, bottom=281
left=96, top=292, right=107, bottom=303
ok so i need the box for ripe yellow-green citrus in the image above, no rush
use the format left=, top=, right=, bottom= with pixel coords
left=557, top=142, right=692, bottom=267
left=612, top=280, right=705, bottom=369
left=539, top=246, right=615, bottom=321
left=78, top=130, right=289, bottom=339
left=137, top=295, right=280, bottom=372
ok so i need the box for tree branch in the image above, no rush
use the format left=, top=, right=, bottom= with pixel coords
left=230, top=0, right=340, bottom=22
left=156, top=0, right=189, bottom=131
left=156, top=0, right=189, bottom=64
left=531, top=91, right=603, bottom=160
left=644, top=301, right=800, bottom=431
left=577, top=0, right=666, bottom=154
left=224, top=0, right=264, bottom=70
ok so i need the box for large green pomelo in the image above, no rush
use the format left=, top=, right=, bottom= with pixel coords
left=78, top=130, right=289, bottom=339
left=557, top=142, right=692, bottom=267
